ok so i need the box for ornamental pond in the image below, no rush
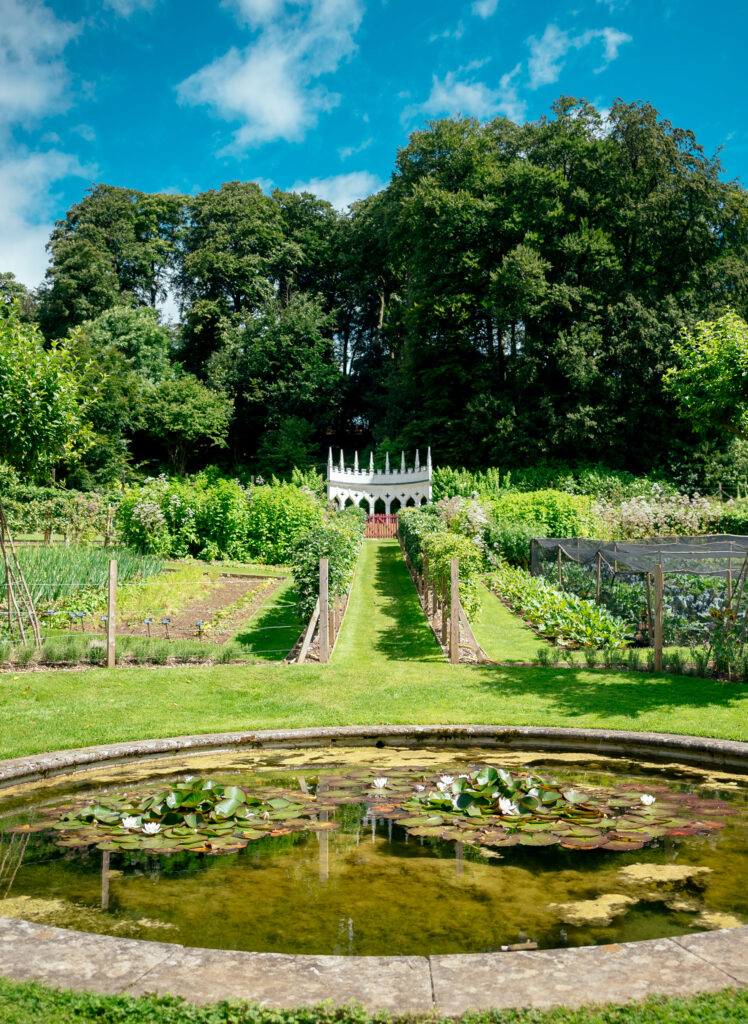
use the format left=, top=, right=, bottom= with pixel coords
left=1, top=746, right=746, bottom=956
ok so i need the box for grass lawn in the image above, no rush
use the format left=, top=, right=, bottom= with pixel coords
left=334, top=540, right=442, bottom=665
left=1, top=977, right=747, bottom=1024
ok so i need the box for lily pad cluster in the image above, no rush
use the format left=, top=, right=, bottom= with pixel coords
left=15, top=776, right=339, bottom=856
left=14, top=766, right=734, bottom=858
left=389, top=766, right=733, bottom=851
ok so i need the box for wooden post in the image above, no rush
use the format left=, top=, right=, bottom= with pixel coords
left=449, top=557, right=460, bottom=664
left=728, top=557, right=733, bottom=604
left=645, top=572, right=654, bottom=641
left=653, top=564, right=664, bottom=672
left=596, top=552, right=602, bottom=603
left=557, top=546, right=563, bottom=589
left=441, top=579, right=448, bottom=645
left=107, top=558, right=117, bottom=669
left=319, top=558, right=329, bottom=664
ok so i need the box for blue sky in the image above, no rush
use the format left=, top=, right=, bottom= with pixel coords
left=2, top=0, right=747, bottom=290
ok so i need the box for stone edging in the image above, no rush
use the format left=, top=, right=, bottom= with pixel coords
left=1, top=725, right=747, bottom=1013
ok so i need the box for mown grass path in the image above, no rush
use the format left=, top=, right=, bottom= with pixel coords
left=333, top=540, right=442, bottom=665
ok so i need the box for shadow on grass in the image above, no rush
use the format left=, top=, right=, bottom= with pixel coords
left=371, top=543, right=443, bottom=663
left=234, top=585, right=304, bottom=662
left=470, top=662, right=748, bottom=722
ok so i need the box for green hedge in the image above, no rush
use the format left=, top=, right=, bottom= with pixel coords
left=290, top=506, right=366, bottom=619
left=397, top=506, right=446, bottom=573
left=489, top=490, right=600, bottom=537
left=0, top=465, right=119, bottom=539
left=484, top=518, right=542, bottom=569
left=116, top=474, right=324, bottom=563
left=422, top=532, right=483, bottom=618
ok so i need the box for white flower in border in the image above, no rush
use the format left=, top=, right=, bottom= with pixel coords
left=142, top=822, right=161, bottom=835
left=640, top=794, right=656, bottom=806
left=121, top=816, right=139, bottom=830
left=498, top=797, right=519, bottom=816
left=372, top=777, right=388, bottom=789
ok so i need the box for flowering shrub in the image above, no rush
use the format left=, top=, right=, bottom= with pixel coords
left=593, top=487, right=721, bottom=539
left=290, top=506, right=366, bottom=619
left=488, top=565, right=630, bottom=649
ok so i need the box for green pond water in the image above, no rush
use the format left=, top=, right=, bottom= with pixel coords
left=0, top=746, right=747, bottom=956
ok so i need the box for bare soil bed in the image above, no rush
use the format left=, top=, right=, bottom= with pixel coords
left=118, top=576, right=282, bottom=643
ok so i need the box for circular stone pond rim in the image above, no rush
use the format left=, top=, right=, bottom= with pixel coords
left=1, top=724, right=747, bottom=1015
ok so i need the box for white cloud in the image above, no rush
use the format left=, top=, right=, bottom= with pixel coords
left=429, top=21, right=465, bottom=41
left=527, top=23, right=631, bottom=89
left=0, top=0, right=78, bottom=126
left=290, top=170, right=383, bottom=210
left=103, top=0, right=156, bottom=14
left=338, top=137, right=372, bottom=159
left=72, top=123, right=96, bottom=141
left=410, top=63, right=525, bottom=124
left=598, top=27, right=631, bottom=67
left=179, top=0, right=364, bottom=149
left=0, top=150, right=92, bottom=287
left=224, top=0, right=291, bottom=26
left=472, top=0, right=499, bottom=17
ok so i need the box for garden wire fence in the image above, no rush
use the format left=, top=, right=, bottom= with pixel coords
left=530, top=535, right=748, bottom=647
left=0, top=569, right=303, bottom=664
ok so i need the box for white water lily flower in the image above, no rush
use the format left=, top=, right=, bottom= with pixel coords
left=121, top=816, right=139, bottom=830
left=640, top=794, right=656, bottom=806
left=436, top=781, right=450, bottom=792
left=372, top=777, right=388, bottom=789
left=439, top=775, right=455, bottom=785
left=142, top=822, right=161, bottom=835
left=414, top=785, right=425, bottom=792
left=498, top=797, right=519, bottom=816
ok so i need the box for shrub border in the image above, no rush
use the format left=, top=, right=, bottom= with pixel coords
left=0, top=725, right=747, bottom=1014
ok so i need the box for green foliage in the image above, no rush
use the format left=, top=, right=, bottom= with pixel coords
left=397, top=506, right=446, bottom=573
left=0, top=303, right=96, bottom=476
left=116, top=474, right=323, bottom=562
left=488, top=565, right=630, bottom=649
left=256, top=416, right=317, bottom=478
left=422, top=532, right=483, bottom=618
left=432, top=466, right=504, bottom=500
left=139, top=376, right=234, bottom=475
left=484, top=519, right=542, bottom=569
left=0, top=464, right=119, bottom=537
left=719, top=498, right=748, bottom=534
left=0, top=545, right=162, bottom=613
left=290, top=506, right=366, bottom=619
left=489, top=490, right=600, bottom=537
left=665, top=309, right=748, bottom=440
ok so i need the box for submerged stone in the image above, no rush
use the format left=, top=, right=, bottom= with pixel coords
left=617, top=864, right=712, bottom=890
left=550, top=893, right=636, bottom=927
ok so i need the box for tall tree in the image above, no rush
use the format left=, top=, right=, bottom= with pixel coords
left=38, top=184, right=184, bottom=340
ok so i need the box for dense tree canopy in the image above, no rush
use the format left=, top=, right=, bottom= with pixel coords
left=11, top=96, right=748, bottom=482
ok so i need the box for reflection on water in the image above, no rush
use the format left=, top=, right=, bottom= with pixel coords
left=0, top=747, right=746, bottom=956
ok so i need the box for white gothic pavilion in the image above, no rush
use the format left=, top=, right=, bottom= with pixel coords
left=326, top=448, right=433, bottom=513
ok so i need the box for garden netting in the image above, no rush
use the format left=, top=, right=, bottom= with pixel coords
left=530, top=535, right=748, bottom=647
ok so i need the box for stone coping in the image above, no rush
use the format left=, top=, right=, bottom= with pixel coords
left=1, top=725, right=748, bottom=1013
left=3, top=723, right=748, bottom=788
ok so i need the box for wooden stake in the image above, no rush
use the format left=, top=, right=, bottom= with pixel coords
left=449, top=557, right=460, bottom=664
left=297, top=598, right=320, bottom=664
left=557, top=547, right=563, bottom=589
left=441, top=579, right=448, bottom=646
left=728, top=557, right=733, bottom=603
left=107, top=559, right=117, bottom=669
left=596, top=553, right=602, bottom=603
left=645, top=572, right=654, bottom=641
left=654, top=564, right=664, bottom=672
left=319, top=558, right=329, bottom=664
